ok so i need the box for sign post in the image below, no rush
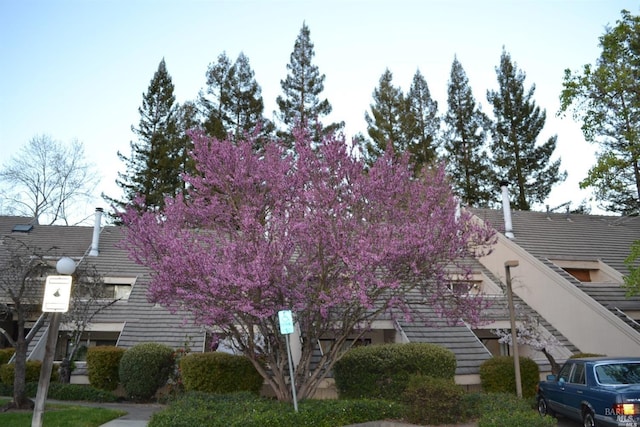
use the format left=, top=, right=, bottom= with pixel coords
left=278, top=309, right=298, bottom=412
left=32, top=275, right=73, bottom=427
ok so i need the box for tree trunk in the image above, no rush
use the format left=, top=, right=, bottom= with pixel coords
left=12, top=332, right=33, bottom=409
left=541, top=348, right=561, bottom=375
left=59, top=357, right=71, bottom=384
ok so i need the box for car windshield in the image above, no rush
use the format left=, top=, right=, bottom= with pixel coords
left=595, top=363, right=640, bottom=385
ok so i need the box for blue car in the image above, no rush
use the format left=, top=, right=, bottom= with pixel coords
left=537, top=357, right=640, bottom=427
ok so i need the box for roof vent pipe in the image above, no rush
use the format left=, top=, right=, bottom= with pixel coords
left=89, top=207, right=103, bottom=256
left=500, top=181, right=515, bottom=239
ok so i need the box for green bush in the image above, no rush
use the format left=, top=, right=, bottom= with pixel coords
left=476, top=393, right=557, bottom=427
left=0, top=381, right=11, bottom=395
left=479, top=409, right=557, bottom=427
left=119, top=342, right=174, bottom=401
left=479, top=356, right=540, bottom=398
left=570, top=352, right=605, bottom=358
left=148, top=391, right=407, bottom=427
left=45, top=383, right=118, bottom=402
left=0, top=360, right=58, bottom=385
left=0, top=348, right=15, bottom=365
left=87, top=346, right=125, bottom=391
left=180, top=352, right=263, bottom=394
left=401, top=375, right=466, bottom=425
left=0, top=381, right=116, bottom=401
left=333, top=342, right=456, bottom=400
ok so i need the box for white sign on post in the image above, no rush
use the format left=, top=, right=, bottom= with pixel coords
left=42, top=275, right=72, bottom=313
left=278, top=310, right=294, bottom=335
left=277, top=309, right=298, bottom=412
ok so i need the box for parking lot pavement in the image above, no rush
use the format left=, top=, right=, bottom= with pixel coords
left=556, top=415, right=581, bottom=427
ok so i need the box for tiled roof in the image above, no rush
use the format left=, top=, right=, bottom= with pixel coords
left=0, top=216, right=206, bottom=353
left=471, top=208, right=640, bottom=332
left=471, top=208, right=640, bottom=273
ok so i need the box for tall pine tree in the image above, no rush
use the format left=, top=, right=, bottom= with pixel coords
left=443, top=57, right=495, bottom=207
left=404, top=69, right=440, bottom=171
left=487, top=49, right=565, bottom=210
left=110, top=59, right=190, bottom=212
left=276, top=22, right=343, bottom=147
left=199, top=52, right=272, bottom=145
left=199, top=52, right=232, bottom=140
left=361, top=68, right=405, bottom=165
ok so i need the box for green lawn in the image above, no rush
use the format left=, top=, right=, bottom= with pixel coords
left=0, top=398, right=125, bottom=427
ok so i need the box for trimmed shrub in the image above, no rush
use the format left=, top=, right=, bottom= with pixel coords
left=0, top=348, right=15, bottom=365
left=45, top=383, right=118, bottom=402
left=119, top=342, right=174, bottom=401
left=476, top=392, right=557, bottom=427
left=479, top=356, right=540, bottom=398
left=0, top=360, right=58, bottom=385
left=401, top=375, right=466, bottom=425
left=0, top=381, right=11, bottom=395
left=148, top=391, right=407, bottom=427
left=180, top=352, right=263, bottom=394
left=87, top=346, right=125, bottom=391
left=479, top=409, right=557, bottom=427
left=333, top=342, right=456, bottom=400
left=570, top=352, right=605, bottom=358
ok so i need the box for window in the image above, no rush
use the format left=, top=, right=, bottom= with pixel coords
left=570, top=363, right=586, bottom=384
left=550, top=259, right=619, bottom=284
left=558, top=363, right=573, bottom=382
left=102, top=277, right=136, bottom=300
left=564, top=268, right=591, bottom=282
left=104, top=284, right=132, bottom=299
left=595, top=363, right=640, bottom=385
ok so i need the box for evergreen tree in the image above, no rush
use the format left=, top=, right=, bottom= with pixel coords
left=111, top=58, right=188, bottom=212
left=443, top=57, right=495, bottom=207
left=200, top=52, right=272, bottom=146
left=361, top=68, right=405, bottom=165
left=487, top=49, right=566, bottom=210
left=404, top=69, right=440, bottom=171
left=175, top=100, right=199, bottom=178
left=276, top=22, right=343, bottom=147
left=199, top=52, right=233, bottom=140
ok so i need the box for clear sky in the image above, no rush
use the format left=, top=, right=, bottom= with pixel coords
left=1, top=0, right=637, bottom=222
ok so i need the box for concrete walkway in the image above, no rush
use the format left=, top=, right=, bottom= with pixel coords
left=42, top=400, right=164, bottom=427
left=96, top=401, right=164, bottom=426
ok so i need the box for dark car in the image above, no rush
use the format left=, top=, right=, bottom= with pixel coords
left=537, top=357, right=640, bottom=427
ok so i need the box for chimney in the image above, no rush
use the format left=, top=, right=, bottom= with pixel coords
left=89, top=207, right=103, bottom=256
left=500, top=181, right=515, bottom=239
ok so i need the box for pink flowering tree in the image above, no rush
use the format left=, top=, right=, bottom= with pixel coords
left=492, top=305, right=562, bottom=374
left=119, top=130, right=495, bottom=401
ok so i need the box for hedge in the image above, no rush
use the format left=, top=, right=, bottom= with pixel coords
left=119, top=342, right=174, bottom=401
left=180, top=352, right=263, bottom=394
left=333, top=342, right=456, bottom=400
left=479, top=356, right=540, bottom=398
left=87, top=346, right=125, bottom=391
left=0, top=360, right=59, bottom=385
